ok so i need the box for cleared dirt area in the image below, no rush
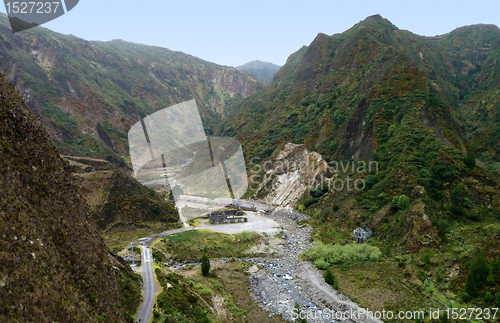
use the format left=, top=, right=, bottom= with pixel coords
left=195, top=211, right=282, bottom=235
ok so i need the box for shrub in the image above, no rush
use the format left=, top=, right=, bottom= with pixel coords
left=303, top=197, right=319, bottom=208
left=314, top=258, right=329, bottom=270
left=465, top=148, right=476, bottom=169
left=458, top=291, right=470, bottom=302
left=293, top=302, right=307, bottom=323
left=391, top=195, right=411, bottom=210
left=304, top=242, right=382, bottom=267
left=423, top=253, right=430, bottom=265
left=201, top=253, right=210, bottom=277
left=485, top=292, right=494, bottom=303
left=465, top=252, right=488, bottom=297
left=468, top=212, right=480, bottom=222
left=332, top=204, right=340, bottom=212
left=323, top=268, right=338, bottom=289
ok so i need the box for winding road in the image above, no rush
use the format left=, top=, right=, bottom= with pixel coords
left=134, top=227, right=193, bottom=323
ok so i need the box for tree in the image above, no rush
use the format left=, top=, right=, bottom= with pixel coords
left=439, top=313, right=449, bottom=322
left=487, top=263, right=495, bottom=285
left=465, top=252, right=489, bottom=297
left=201, top=316, right=212, bottom=323
left=465, top=148, right=476, bottom=169
left=323, top=268, right=338, bottom=289
left=201, top=253, right=210, bottom=277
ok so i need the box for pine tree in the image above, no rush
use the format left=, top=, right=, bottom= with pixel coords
left=201, top=253, right=210, bottom=277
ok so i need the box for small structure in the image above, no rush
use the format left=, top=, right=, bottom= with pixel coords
left=129, top=242, right=135, bottom=267
left=208, top=210, right=247, bottom=224
left=353, top=227, right=372, bottom=243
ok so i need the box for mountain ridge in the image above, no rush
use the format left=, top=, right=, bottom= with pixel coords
left=236, top=60, right=281, bottom=85
left=0, top=14, right=263, bottom=166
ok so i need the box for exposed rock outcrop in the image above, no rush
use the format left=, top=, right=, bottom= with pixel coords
left=254, top=143, right=335, bottom=207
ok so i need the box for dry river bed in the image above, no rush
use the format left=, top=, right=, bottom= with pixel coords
left=168, top=208, right=381, bottom=323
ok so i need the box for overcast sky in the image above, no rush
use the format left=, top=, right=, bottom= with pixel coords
left=1, top=0, right=499, bottom=67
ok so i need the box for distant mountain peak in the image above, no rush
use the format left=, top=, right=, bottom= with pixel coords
left=236, top=60, right=281, bottom=86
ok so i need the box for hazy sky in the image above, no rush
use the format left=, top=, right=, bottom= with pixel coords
left=1, top=1, right=499, bottom=67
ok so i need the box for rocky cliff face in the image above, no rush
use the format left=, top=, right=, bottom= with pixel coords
left=254, top=143, right=335, bottom=207
left=0, top=72, right=127, bottom=322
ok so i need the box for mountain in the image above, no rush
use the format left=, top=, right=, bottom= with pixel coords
left=226, top=15, right=500, bottom=241
left=225, top=14, right=500, bottom=315
left=226, top=15, right=500, bottom=165
left=0, top=71, right=131, bottom=321
left=0, top=13, right=263, bottom=166
left=236, top=60, right=281, bottom=85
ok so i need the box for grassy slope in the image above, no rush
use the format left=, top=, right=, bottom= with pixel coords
left=0, top=71, right=129, bottom=321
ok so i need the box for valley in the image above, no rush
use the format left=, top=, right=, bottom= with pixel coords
left=134, top=203, right=380, bottom=323
left=1, top=9, right=500, bottom=323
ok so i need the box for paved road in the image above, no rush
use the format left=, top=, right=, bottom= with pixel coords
left=134, top=227, right=193, bottom=323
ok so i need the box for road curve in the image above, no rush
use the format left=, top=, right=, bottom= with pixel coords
left=135, top=227, right=193, bottom=323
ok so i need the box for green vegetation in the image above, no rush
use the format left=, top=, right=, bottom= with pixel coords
left=293, top=302, right=307, bottom=323
left=153, top=270, right=213, bottom=323
left=114, top=258, right=143, bottom=320
left=201, top=253, right=210, bottom=277
left=92, top=170, right=179, bottom=230
left=303, top=242, right=382, bottom=269
left=391, top=195, right=411, bottom=210
left=0, top=14, right=262, bottom=168
left=0, top=68, right=126, bottom=322
left=154, top=230, right=261, bottom=261
left=323, top=268, right=339, bottom=289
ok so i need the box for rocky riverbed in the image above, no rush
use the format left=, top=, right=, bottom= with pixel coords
left=244, top=209, right=382, bottom=323
left=165, top=207, right=381, bottom=322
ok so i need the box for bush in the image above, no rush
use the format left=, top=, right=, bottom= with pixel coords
left=485, top=292, right=494, bottom=303
left=496, top=291, right=500, bottom=306
left=304, top=242, right=382, bottom=267
left=314, top=258, right=329, bottom=270
left=458, top=291, right=470, bottom=302
left=332, top=204, right=340, bottom=212
left=465, top=252, right=488, bottom=297
left=434, top=218, right=450, bottom=240
left=201, top=316, right=212, bottom=323
left=201, top=253, right=210, bottom=277
left=465, top=148, right=476, bottom=169
left=323, top=268, right=338, bottom=289
left=303, top=197, right=319, bottom=208
left=293, top=303, right=307, bottom=323
left=423, top=253, right=430, bottom=265
left=391, top=195, right=411, bottom=210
